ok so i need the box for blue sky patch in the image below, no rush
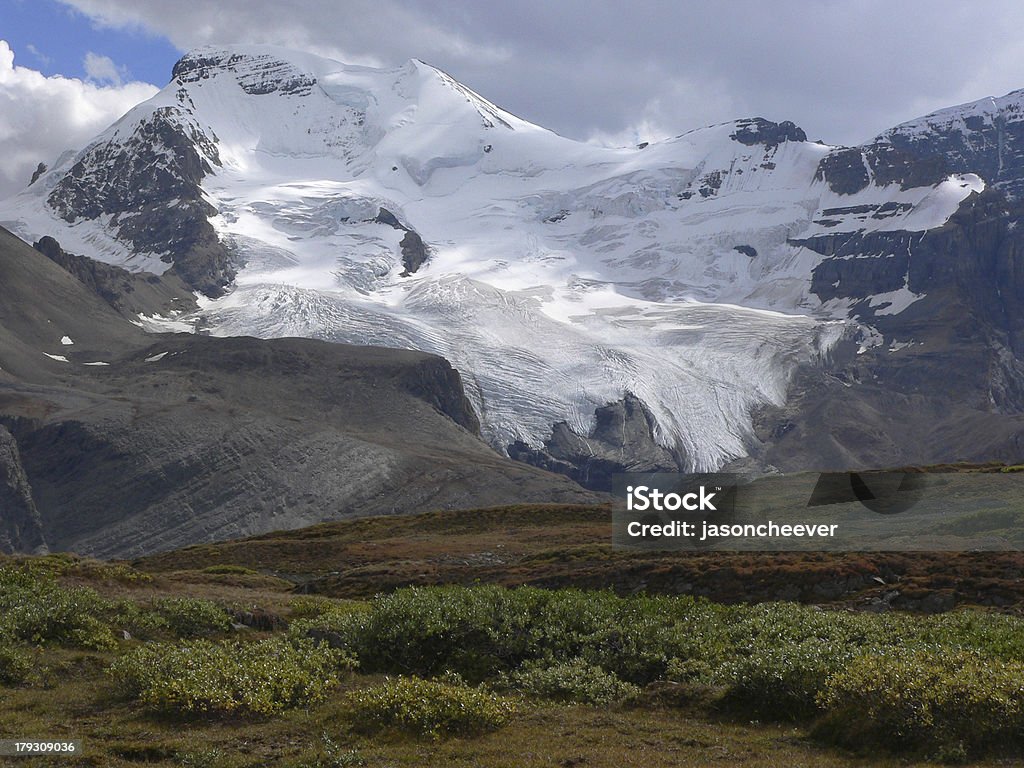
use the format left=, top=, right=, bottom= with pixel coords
left=3, top=0, right=179, bottom=85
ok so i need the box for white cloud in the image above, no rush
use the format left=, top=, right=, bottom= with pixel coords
left=83, top=51, right=124, bottom=85
left=54, top=0, right=1024, bottom=149
left=56, top=0, right=502, bottom=68
left=0, top=41, right=157, bottom=199
left=25, top=44, right=51, bottom=67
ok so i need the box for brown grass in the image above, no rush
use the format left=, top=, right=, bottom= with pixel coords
left=122, top=503, right=1024, bottom=612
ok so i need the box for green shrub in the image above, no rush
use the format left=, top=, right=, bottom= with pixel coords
left=717, top=639, right=850, bottom=719
left=316, top=585, right=727, bottom=685
left=817, top=649, right=1024, bottom=757
left=581, top=596, right=731, bottom=684
left=109, top=601, right=171, bottom=641
left=724, top=601, right=902, bottom=652
left=1, top=554, right=151, bottom=583
left=201, top=565, right=259, bottom=575
left=286, top=734, right=366, bottom=768
left=288, top=598, right=371, bottom=629
left=110, top=637, right=355, bottom=717
left=916, top=611, right=1024, bottom=661
left=0, top=638, right=32, bottom=685
left=502, top=658, right=638, bottom=705
left=5, top=553, right=78, bottom=578
left=153, top=598, right=232, bottom=638
left=347, top=676, right=517, bottom=738
left=73, top=560, right=153, bottom=583
left=705, top=601, right=918, bottom=719
left=96, top=562, right=153, bottom=583
left=281, top=584, right=1024, bottom=756
left=176, top=748, right=225, bottom=768
left=0, top=567, right=116, bottom=650
left=302, top=585, right=515, bottom=680
left=664, top=655, right=718, bottom=684
left=289, top=596, right=339, bottom=620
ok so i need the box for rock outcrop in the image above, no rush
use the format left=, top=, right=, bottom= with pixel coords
left=509, top=394, right=680, bottom=491
left=0, top=425, right=45, bottom=554
left=46, top=107, right=233, bottom=296
left=33, top=236, right=198, bottom=320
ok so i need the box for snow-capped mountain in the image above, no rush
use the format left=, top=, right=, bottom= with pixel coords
left=4, top=45, right=1024, bottom=480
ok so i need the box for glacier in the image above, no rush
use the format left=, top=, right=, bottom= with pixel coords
left=0, top=45, right=989, bottom=470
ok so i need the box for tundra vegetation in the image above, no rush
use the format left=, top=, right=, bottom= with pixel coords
left=3, top=549, right=1024, bottom=768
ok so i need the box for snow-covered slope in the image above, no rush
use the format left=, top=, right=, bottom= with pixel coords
left=0, top=46, right=999, bottom=471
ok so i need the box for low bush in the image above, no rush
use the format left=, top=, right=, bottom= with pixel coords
left=582, top=596, right=732, bottom=684
left=201, top=564, right=260, bottom=575
left=916, top=610, right=1024, bottom=661
left=315, top=585, right=727, bottom=684
left=347, top=676, right=517, bottom=738
left=0, top=637, right=32, bottom=685
left=0, top=567, right=116, bottom=650
left=279, top=584, right=1024, bottom=758
left=332, top=585, right=533, bottom=680
left=109, top=601, right=171, bottom=641
left=716, top=639, right=849, bottom=719
left=152, top=597, right=232, bottom=638
left=288, top=595, right=339, bottom=620
left=817, top=649, right=1024, bottom=758
left=502, top=658, right=638, bottom=705
left=723, top=601, right=903, bottom=653
left=110, top=637, right=355, bottom=717
left=1, top=554, right=151, bottom=583
left=288, top=599, right=371, bottom=631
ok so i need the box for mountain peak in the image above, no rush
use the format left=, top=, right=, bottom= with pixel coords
left=875, top=86, right=1024, bottom=144
left=170, top=45, right=323, bottom=96
left=729, top=117, right=808, bottom=146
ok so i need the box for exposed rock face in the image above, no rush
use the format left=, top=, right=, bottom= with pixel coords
left=726, top=92, right=1024, bottom=472
left=800, top=188, right=1024, bottom=347
left=816, top=88, right=1024, bottom=197
left=814, top=148, right=871, bottom=195
left=172, top=49, right=317, bottom=96
left=33, top=236, right=198, bottom=320
left=730, top=117, right=807, bottom=146
left=397, top=357, right=480, bottom=433
left=373, top=208, right=405, bottom=230
left=750, top=346, right=1024, bottom=473
left=508, top=394, right=680, bottom=491
left=398, top=231, right=429, bottom=275
left=0, top=425, right=45, bottom=554
left=374, top=208, right=430, bottom=275
left=46, top=107, right=233, bottom=296
left=12, top=334, right=598, bottom=557
left=784, top=176, right=1024, bottom=456
left=28, top=162, right=47, bottom=186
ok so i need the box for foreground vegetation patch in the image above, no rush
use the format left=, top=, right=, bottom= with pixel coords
left=111, top=636, right=356, bottom=716
left=6, top=557, right=1024, bottom=763
left=295, top=585, right=1024, bottom=758
left=347, top=676, right=518, bottom=738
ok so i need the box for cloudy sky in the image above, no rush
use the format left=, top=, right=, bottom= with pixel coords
left=2, top=0, right=1024, bottom=198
